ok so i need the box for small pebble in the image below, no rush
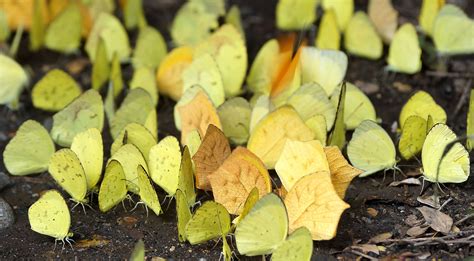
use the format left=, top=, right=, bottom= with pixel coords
left=0, top=197, right=14, bottom=229
left=0, top=172, right=11, bottom=191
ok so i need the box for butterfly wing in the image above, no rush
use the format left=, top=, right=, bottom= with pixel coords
left=3, top=120, right=55, bottom=175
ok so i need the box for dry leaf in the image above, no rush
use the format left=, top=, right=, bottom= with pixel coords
left=392, top=81, right=412, bottom=93
left=178, top=90, right=222, bottom=144
left=367, top=208, right=378, bottom=217
left=75, top=235, right=110, bottom=248
left=324, top=146, right=362, bottom=199
left=192, top=124, right=231, bottom=190
left=406, top=225, right=429, bottom=237
left=351, top=244, right=380, bottom=255
left=389, top=178, right=421, bottom=187
left=417, top=194, right=440, bottom=208
left=208, top=147, right=271, bottom=215
left=417, top=206, right=453, bottom=234
left=117, top=216, right=138, bottom=229
left=66, top=57, right=89, bottom=75
left=285, top=172, right=349, bottom=240
left=354, top=80, right=379, bottom=94
left=369, top=232, right=392, bottom=243
left=368, top=0, right=398, bottom=43
left=404, top=214, right=422, bottom=227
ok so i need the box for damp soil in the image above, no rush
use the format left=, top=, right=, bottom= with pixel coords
left=1, top=0, right=474, bottom=260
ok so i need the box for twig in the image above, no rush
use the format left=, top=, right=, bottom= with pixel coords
left=452, top=79, right=472, bottom=120
left=349, top=250, right=378, bottom=261
left=378, top=231, right=474, bottom=247
left=455, top=213, right=474, bottom=226
left=413, top=235, right=474, bottom=247
left=426, top=71, right=474, bottom=78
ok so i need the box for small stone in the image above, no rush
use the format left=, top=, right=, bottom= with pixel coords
left=0, top=197, right=14, bottom=229
left=169, top=245, right=175, bottom=252
left=0, top=172, right=11, bottom=191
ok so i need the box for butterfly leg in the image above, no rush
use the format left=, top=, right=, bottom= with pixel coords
left=121, top=198, right=128, bottom=212
left=65, top=237, right=75, bottom=251
left=164, top=195, right=174, bottom=212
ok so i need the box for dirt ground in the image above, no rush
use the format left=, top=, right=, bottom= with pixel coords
left=1, top=0, right=474, bottom=259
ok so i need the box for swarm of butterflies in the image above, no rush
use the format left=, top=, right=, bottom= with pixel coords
left=0, top=0, right=473, bottom=259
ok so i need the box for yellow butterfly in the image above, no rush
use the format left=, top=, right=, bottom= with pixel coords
left=387, top=23, right=422, bottom=74
left=422, top=124, right=470, bottom=183
left=132, top=26, right=167, bottom=69
left=247, top=35, right=303, bottom=107
left=130, top=67, right=158, bottom=105
left=98, top=160, right=128, bottom=212
left=368, top=0, right=398, bottom=43
left=399, top=90, right=446, bottom=129
left=331, top=82, right=376, bottom=130
left=316, top=9, right=340, bottom=50
left=467, top=90, right=473, bottom=151
left=85, top=12, right=130, bottom=62
left=247, top=106, right=314, bottom=169
left=156, top=46, right=194, bottom=101
left=195, top=24, right=247, bottom=98
left=419, top=0, right=445, bottom=36
left=111, top=123, right=156, bottom=161
left=50, top=89, right=104, bottom=147
left=321, top=0, right=353, bottom=30
left=110, top=88, right=156, bottom=139
left=275, top=140, right=329, bottom=190
left=44, top=2, right=81, bottom=53
left=300, top=47, right=347, bottom=95
left=276, top=0, right=319, bottom=30
left=235, top=193, right=314, bottom=259
left=3, top=120, right=55, bottom=176
left=48, top=148, right=88, bottom=203
left=287, top=82, right=336, bottom=131
left=71, top=128, right=103, bottom=190
left=347, top=120, right=397, bottom=177
left=0, top=54, right=29, bottom=109
left=209, top=147, right=272, bottom=215
left=31, top=69, right=82, bottom=112
left=433, top=4, right=474, bottom=55
left=181, top=53, right=225, bottom=107
left=148, top=136, right=181, bottom=196
left=217, top=97, right=251, bottom=145
left=28, top=190, right=73, bottom=243
left=344, top=11, right=382, bottom=60
left=170, top=0, right=224, bottom=46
